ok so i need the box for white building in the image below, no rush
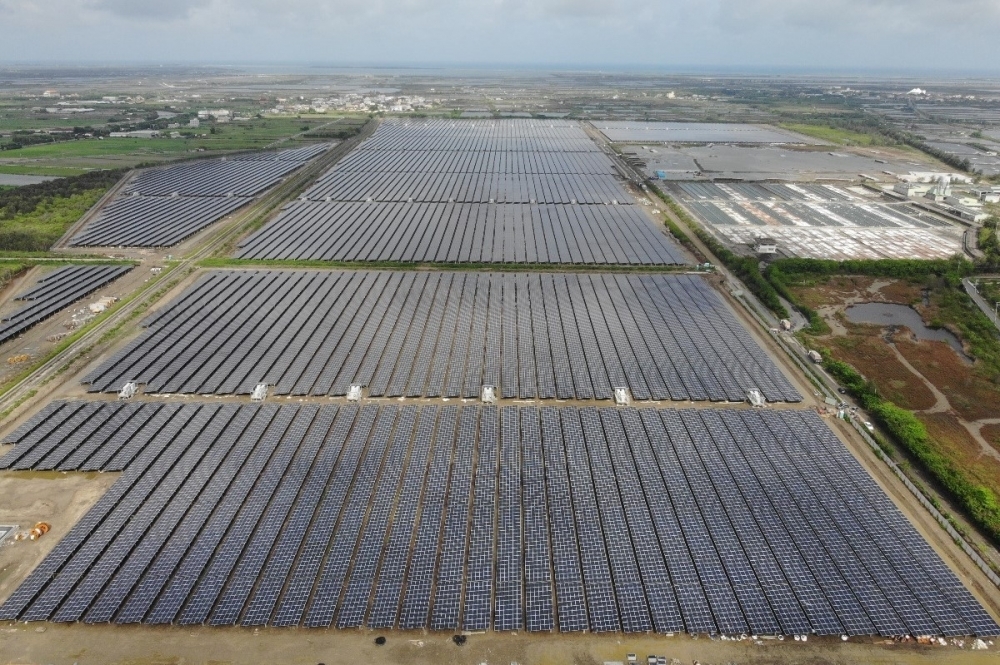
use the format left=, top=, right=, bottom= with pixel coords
left=752, top=237, right=778, bottom=255
left=893, top=182, right=931, bottom=198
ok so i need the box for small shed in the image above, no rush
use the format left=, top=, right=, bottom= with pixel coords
left=751, top=236, right=778, bottom=255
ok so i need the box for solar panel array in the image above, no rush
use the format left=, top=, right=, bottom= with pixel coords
left=82, top=270, right=799, bottom=403
left=236, top=201, right=683, bottom=264
left=125, top=161, right=302, bottom=198
left=2, top=402, right=996, bottom=637
left=670, top=181, right=963, bottom=261
left=69, top=196, right=249, bottom=247
left=674, top=182, right=953, bottom=230
left=231, top=143, right=332, bottom=163
left=236, top=120, right=686, bottom=264
left=70, top=144, right=331, bottom=247
left=596, top=122, right=821, bottom=145
left=0, top=265, right=132, bottom=346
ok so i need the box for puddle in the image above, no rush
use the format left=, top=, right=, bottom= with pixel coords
left=845, top=302, right=967, bottom=357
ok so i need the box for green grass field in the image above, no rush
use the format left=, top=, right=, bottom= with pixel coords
left=0, top=115, right=343, bottom=175
left=779, top=123, right=879, bottom=146
left=0, top=262, right=26, bottom=291
left=0, top=189, right=105, bottom=251
left=0, top=164, right=90, bottom=177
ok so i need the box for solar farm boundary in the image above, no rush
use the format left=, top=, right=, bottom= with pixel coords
left=0, top=119, right=379, bottom=427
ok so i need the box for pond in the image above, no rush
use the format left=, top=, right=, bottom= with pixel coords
left=845, top=302, right=966, bottom=357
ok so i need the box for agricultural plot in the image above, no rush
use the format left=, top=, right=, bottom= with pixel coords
left=82, top=270, right=799, bottom=403
left=1, top=402, right=995, bottom=637
left=69, top=144, right=331, bottom=247
left=238, top=120, right=685, bottom=265
left=0, top=265, right=132, bottom=346
left=670, top=182, right=964, bottom=260
left=596, top=122, right=822, bottom=145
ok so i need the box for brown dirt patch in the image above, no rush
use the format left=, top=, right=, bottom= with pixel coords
left=984, top=424, right=1000, bottom=454
left=787, top=275, right=923, bottom=310
left=919, top=413, right=1000, bottom=499
left=0, top=621, right=998, bottom=665
left=896, top=338, right=1000, bottom=422
left=0, top=470, right=118, bottom=604
left=828, top=334, right=936, bottom=410
left=880, top=279, right=925, bottom=304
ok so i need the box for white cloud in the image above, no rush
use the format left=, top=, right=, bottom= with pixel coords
left=0, top=0, right=997, bottom=68
left=88, top=0, right=213, bottom=20
left=712, top=0, right=1000, bottom=34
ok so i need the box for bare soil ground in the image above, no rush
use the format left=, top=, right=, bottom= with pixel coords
left=0, top=468, right=118, bottom=604
left=0, top=261, right=163, bottom=388
left=984, top=424, right=1000, bottom=445
left=0, top=622, right=997, bottom=665
left=790, top=275, right=923, bottom=311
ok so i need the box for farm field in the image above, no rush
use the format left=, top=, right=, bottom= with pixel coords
left=0, top=116, right=357, bottom=175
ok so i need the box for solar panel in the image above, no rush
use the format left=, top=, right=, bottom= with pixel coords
left=67, top=144, right=330, bottom=247
left=2, top=401, right=995, bottom=639
left=82, top=271, right=800, bottom=405
left=234, top=120, right=685, bottom=265
left=0, top=265, right=132, bottom=346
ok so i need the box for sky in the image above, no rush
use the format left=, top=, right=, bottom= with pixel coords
left=1, top=0, right=999, bottom=72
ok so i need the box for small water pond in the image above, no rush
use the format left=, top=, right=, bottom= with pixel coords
left=844, top=302, right=966, bottom=357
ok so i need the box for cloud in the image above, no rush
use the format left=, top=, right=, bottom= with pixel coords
left=0, top=0, right=997, bottom=68
left=88, top=0, right=213, bottom=20
left=712, top=0, right=1000, bottom=35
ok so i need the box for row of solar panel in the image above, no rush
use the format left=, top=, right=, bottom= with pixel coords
left=331, top=148, right=616, bottom=175
left=124, top=160, right=303, bottom=198
left=82, top=270, right=799, bottom=402
left=231, top=143, right=331, bottom=163
left=0, top=265, right=133, bottom=346
left=67, top=144, right=331, bottom=248
left=686, top=200, right=950, bottom=231
left=70, top=196, right=250, bottom=247
left=676, top=181, right=854, bottom=203
left=1, top=402, right=995, bottom=637
left=236, top=202, right=684, bottom=264
left=359, top=120, right=600, bottom=153
left=596, top=122, right=812, bottom=145
left=303, top=172, right=632, bottom=204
